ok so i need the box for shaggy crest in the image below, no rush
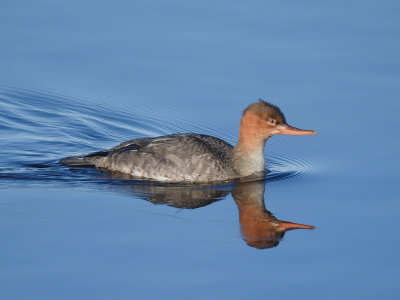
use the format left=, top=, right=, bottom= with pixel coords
left=243, top=99, right=286, bottom=124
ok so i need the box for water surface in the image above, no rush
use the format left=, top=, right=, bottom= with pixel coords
left=1, top=0, right=400, bottom=299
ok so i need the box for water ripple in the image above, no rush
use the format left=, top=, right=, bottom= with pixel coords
left=266, top=152, right=317, bottom=181
left=0, top=87, right=316, bottom=188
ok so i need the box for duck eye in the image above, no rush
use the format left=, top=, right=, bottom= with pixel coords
left=268, top=119, right=276, bottom=125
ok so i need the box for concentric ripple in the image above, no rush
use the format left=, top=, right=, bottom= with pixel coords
left=265, top=152, right=317, bottom=181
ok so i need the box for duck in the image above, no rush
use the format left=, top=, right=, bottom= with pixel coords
left=60, top=100, right=316, bottom=183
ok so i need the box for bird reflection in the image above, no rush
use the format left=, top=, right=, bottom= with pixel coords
left=232, top=181, right=314, bottom=249
left=102, top=170, right=314, bottom=249
left=124, top=183, right=232, bottom=209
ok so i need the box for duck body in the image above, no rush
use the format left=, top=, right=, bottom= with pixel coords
left=60, top=100, right=315, bottom=183
left=61, top=133, right=244, bottom=183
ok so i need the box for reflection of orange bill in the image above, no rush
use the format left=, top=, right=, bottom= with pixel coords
left=278, top=221, right=316, bottom=231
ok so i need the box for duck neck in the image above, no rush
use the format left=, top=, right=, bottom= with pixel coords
left=231, top=127, right=268, bottom=177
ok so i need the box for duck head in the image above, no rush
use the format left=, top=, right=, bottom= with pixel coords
left=238, top=100, right=316, bottom=147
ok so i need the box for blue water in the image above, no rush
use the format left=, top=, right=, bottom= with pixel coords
left=1, top=0, right=400, bottom=299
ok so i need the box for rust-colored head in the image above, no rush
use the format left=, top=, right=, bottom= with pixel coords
left=238, top=100, right=316, bottom=147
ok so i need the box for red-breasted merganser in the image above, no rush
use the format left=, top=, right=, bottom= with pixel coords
left=60, top=100, right=316, bottom=183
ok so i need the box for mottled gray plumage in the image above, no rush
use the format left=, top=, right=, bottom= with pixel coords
left=61, top=133, right=238, bottom=183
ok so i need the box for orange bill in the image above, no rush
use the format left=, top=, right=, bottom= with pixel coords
left=278, top=125, right=316, bottom=135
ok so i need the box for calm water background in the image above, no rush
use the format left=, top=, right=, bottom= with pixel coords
left=1, top=0, right=400, bottom=299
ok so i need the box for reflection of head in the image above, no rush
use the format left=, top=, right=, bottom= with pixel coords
left=232, top=181, right=314, bottom=249
left=245, top=230, right=285, bottom=249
